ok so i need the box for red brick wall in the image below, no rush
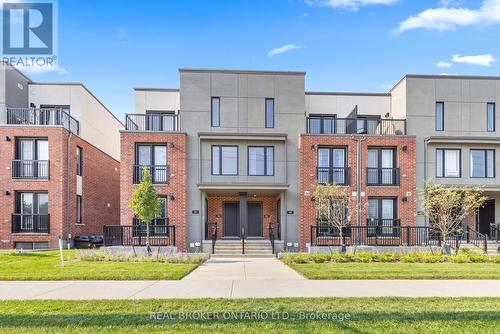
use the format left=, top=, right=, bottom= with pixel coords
left=0, top=126, right=120, bottom=249
left=206, top=195, right=279, bottom=239
left=120, top=132, right=188, bottom=251
left=298, top=134, right=417, bottom=250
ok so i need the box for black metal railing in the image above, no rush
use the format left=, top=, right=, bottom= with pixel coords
left=490, top=223, right=500, bottom=242
left=317, top=167, right=350, bottom=185
left=269, top=222, right=275, bottom=254
left=466, top=226, right=488, bottom=253
left=11, top=160, right=49, bottom=179
left=241, top=226, right=246, bottom=254
left=103, top=223, right=176, bottom=246
left=366, top=168, right=400, bottom=186
left=6, top=108, right=80, bottom=134
left=205, top=222, right=217, bottom=254
left=306, top=117, right=406, bottom=135
left=133, top=165, right=169, bottom=184
left=12, top=214, right=50, bottom=233
left=125, top=113, right=179, bottom=131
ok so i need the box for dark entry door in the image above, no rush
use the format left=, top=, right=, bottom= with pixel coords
left=478, top=200, right=495, bottom=235
left=223, top=203, right=240, bottom=237
left=248, top=203, right=263, bottom=237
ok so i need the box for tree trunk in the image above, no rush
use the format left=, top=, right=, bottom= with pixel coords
left=146, top=222, right=152, bottom=255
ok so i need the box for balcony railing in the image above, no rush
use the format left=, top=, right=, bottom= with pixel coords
left=125, top=113, right=179, bottom=131
left=12, top=214, right=50, bottom=233
left=366, top=168, right=400, bottom=186
left=316, top=167, right=350, bottom=185
left=103, top=223, right=176, bottom=246
left=306, top=117, right=406, bottom=135
left=6, top=108, right=80, bottom=134
left=12, top=160, right=49, bottom=179
left=133, top=165, right=169, bottom=184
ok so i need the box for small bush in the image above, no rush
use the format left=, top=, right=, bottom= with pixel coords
left=489, top=256, right=500, bottom=263
left=377, top=253, right=398, bottom=262
left=355, top=252, right=374, bottom=263
left=310, top=253, right=330, bottom=263
left=76, top=250, right=205, bottom=264
left=449, top=254, right=471, bottom=263
left=459, top=247, right=472, bottom=254
left=419, top=253, right=444, bottom=263
left=400, top=253, right=418, bottom=263
left=467, top=253, right=487, bottom=263
left=331, top=253, right=353, bottom=263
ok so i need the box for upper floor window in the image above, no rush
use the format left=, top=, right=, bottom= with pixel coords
left=317, top=147, right=348, bottom=185
left=487, top=103, right=495, bottom=132
left=135, top=144, right=168, bottom=184
left=13, top=138, right=49, bottom=179
left=212, top=145, right=238, bottom=175
left=435, top=102, right=444, bottom=131
left=307, top=115, right=335, bottom=134
left=436, top=148, right=460, bottom=178
left=265, top=98, right=274, bottom=128
left=211, top=97, right=220, bottom=127
left=145, top=111, right=176, bottom=131
left=248, top=146, right=274, bottom=176
left=470, top=149, right=495, bottom=178
left=76, top=146, right=82, bottom=176
left=356, top=115, right=380, bottom=134
left=367, top=148, right=398, bottom=185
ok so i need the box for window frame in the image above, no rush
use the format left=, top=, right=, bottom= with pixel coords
left=265, top=98, right=274, bottom=128
left=76, top=195, right=83, bottom=225
left=470, top=149, right=495, bottom=179
left=76, top=146, right=82, bottom=176
left=247, top=146, right=275, bottom=176
left=435, top=102, right=444, bottom=131
left=211, top=145, right=239, bottom=176
left=367, top=147, right=397, bottom=169
left=15, top=138, right=48, bottom=160
left=211, top=97, right=220, bottom=127
left=307, top=114, right=336, bottom=134
left=436, top=148, right=461, bottom=178
left=487, top=103, right=496, bottom=132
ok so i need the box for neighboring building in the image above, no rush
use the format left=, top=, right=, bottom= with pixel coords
left=0, top=63, right=122, bottom=250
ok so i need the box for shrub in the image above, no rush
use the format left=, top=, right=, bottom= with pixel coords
left=355, top=252, right=373, bottom=263
left=419, top=253, right=444, bottom=263
left=459, top=247, right=472, bottom=254
left=377, top=253, right=398, bottom=262
left=310, top=253, right=330, bottom=263
left=449, top=254, right=471, bottom=263
left=331, top=253, right=353, bottom=263
left=489, top=256, right=500, bottom=263
left=76, top=250, right=205, bottom=264
left=467, top=253, right=487, bottom=263
left=400, top=253, right=418, bottom=263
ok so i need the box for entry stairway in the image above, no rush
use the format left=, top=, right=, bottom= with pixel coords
left=460, top=241, right=499, bottom=255
left=213, top=239, right=275, bottom=257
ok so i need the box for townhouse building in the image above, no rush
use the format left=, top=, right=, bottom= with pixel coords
left=0, top=63, right=122, bottom=250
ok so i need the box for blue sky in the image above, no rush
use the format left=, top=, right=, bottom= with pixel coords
left=20, top=0, right=500, bottom=120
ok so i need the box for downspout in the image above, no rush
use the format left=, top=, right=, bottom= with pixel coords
left=351, top=134, right=366, bottom=227
left=66, top=132, right=73, bottom=248
left=423, top=138, right=428, bottom=226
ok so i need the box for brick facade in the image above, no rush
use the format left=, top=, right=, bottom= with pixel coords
left=298, top=134, right=417, bottom=250
left=0, top=126, right=120, bottom=249
left=120, top=132, right=188, bottom=251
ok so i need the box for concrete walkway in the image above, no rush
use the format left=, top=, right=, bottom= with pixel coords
left=1, top=257, right=500, bottom=300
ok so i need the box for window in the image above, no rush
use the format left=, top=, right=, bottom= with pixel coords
left=211, top=97, right=220, bottom=127
left=470, top=149, right=495, bottom=178
left=436, top=149, right=460, bottom=178
left=13, top=192, right=48, bottom=233
left=265, top=98, right=274, bottom=128
left=367, top=148, right=398, bottom=185
left=145, top=111, right=176, bottom=131
left=436, top=102, right=444, bottom=131
left=76, top=146, right=82, bottom=176
left=307, top=115, right=335, bottom=134
left=248, top=146, right=274, bottom=176
left=135, top=144, right=168, bottom=183
left=487, top=103, right=495, bottom=132
left=212, top=146, right=238, bottom=175
left=14, top=138, right=49, bottom=179
left=367, top=198, right=398, bottom=235
left=317, top=147, right=348, bottom=184
left=355, top=115, right=380, bottom=134
left=76, top=195, right=82, bottom=225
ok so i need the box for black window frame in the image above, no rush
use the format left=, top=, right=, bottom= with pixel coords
left=14, top=191, right=49, bottom=214
left=15, top=138, right=48, bottom=160
left=367, top=197, right=399, bottom=234
left=76, top=195, right=82, bottom=225
left=316, top=146, right=348, bottom=185
left=436, top=148, right=461, bottom=178
left=307, top=114, right=336, bottom=134
left=76, top=146, right=82, bottom=176
left=367, top=147, right=397, bottom=169
left=435, top=102, right=444, bottom=131
left=247, top=146, right=275, bottom=176
left=211, top=145, right=239, bottom=176
left=145, top=110, right=176, bottom=131
left=487, top=102, right=496, bottom=132
left=134, top=143, right=168, bottom=184
left=470, top=149, right=495, bottom=179
left=265, top=98, right=274, bottom=128
left=211, top=97, right=220, bottom=127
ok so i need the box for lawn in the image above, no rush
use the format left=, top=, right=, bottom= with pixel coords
left=0, top=298, right=498, bottom=333
left=290, top=262, right=500, bottom=279
left=0, top=250, right=199, bottom=280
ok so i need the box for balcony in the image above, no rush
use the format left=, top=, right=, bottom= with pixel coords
left=125, top=113, right=179, bottom=131
left=133, top=165, right=169, bottom=184
left=6, top=108, right=80, bottom=134
left=306, top=117, right=406, bottom=135
left=12, top=214, right=50, bottom=233
left=316, top=167, right=350, bottom=185
left=366, top=168, right=400, bottom=186
left=12, top=160, right=49, bottom=180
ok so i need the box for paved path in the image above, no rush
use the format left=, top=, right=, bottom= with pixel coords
left=1, top=257, right=500, bottom=299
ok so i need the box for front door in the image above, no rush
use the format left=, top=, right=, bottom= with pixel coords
left=247, top=203, right=263, bottom=237
left=223, top=203, right=240, bottom=237
left=478, top=200, right=495, bottom=235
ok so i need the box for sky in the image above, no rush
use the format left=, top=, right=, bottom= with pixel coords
left=15, top=0, right=500, bottom=120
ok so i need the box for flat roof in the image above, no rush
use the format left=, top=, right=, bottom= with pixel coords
left=179, top=68, right=306, bottom=75
left=306, top=91, right=390, bottom=97
left=134, top=88, right=179, bottom=92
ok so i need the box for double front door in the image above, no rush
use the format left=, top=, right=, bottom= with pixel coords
left=223, top=202, right=262, bottom=238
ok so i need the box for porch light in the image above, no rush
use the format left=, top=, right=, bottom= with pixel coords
left=310, top=144, right=315, bottom=151
left=402, top=145, right=408, bottom=152
left=170, top=142, right=175, bottom=148
left=5, top=191, right=10, bottom=196
left=5, top=136, right=10, bottom=141
left=169, top=195, right=175, bottom=201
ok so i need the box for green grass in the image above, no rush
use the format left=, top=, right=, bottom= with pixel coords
left=290, top=262, right=500, bottom=279
left=0, top=250, right=198, bottom=280
left=0, top=298, right=498, bottom=333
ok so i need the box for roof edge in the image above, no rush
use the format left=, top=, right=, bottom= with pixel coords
left=179, top=68, right=306, bottom=75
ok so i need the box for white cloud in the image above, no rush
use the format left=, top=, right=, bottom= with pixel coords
left=15, top=64, right=68, bottom=75
left=305, top=0, right=397, bottom=11
left=266, top=44, right=302, bottom=57
left=452, top=54, right=496, bottom=66
left=396, top=0, right=500, bottom=33
left=439, top=0, right=464, bottom=7
left=436, top=61, right=453, bottom=68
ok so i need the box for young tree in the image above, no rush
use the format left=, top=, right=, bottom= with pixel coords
left=420, top=179, right=487, bottom=248
left=129, top=167, right=162, bottom=254
left=314, top=184, right=351, bottom=248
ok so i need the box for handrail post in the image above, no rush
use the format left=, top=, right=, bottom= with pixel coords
left=466, top=226, right=470, bottom=243
left=484, top=234, right=487, bottom=253
left=406, top=226, right=410, bottom=246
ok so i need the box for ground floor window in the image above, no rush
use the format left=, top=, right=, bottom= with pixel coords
left=14, top=242, right=48, bottom=250
left=367, top=198, right=398, bottom=236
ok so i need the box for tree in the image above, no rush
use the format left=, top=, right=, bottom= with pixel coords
left=420, top=179, right=487, bottom=247
left=314, top=184, right=351, bottom=247
left=129, top=167, right=162, bottom=253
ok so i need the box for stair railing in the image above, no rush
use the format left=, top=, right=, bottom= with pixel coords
left=269, top=222, right=275, bottom=255
left=490, top=223, right=500, bottom=243
left=467, top=226, right=488, bottom=253
left=241, top=226, right=246, bottom=254
left=210, top=223, right=217, bottom=254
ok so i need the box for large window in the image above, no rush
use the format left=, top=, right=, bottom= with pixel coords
left=76, top=195, right=82, bottom=225
left=435, top=102, right=444, bottom=131
left=307, top=115, right=335, bottom=134
left=487, top=103, right=495, bottom=132
left=265, top=98, right=274, bottom=128
left=470, top=149, right=495, bottom=178
left=14, top=138, right=49, bottom=179
left=135, top=144, right=168, bottom=183
left=367, top=148, right=398, bottom=185
left=211, top=97, right=220, bottom=127
left=76, top=146, right=82, bottom=176
left=14, top=192, right=49, bottom=232
left=145, top=111, right=176, bottom=131
left=212, top=146, right=238, bottom=175
left=436, top=149, right=460, bottom=178
left=367, top=198, right=398, bottom=235
left=248, top=146, right=274, bottom=176
left=317, top=147, right=348, bottom=184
